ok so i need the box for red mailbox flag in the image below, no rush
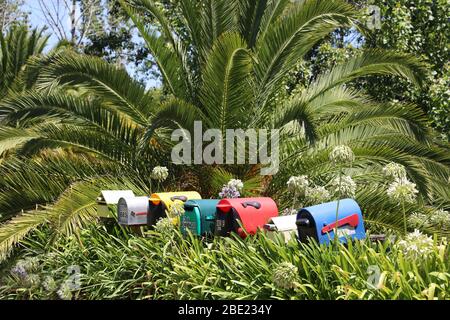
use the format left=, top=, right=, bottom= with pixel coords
left=321, top=213, right=359, bottom=234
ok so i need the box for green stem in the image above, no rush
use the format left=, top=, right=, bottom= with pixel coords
left=402, top=200, right=407, bottom=235
left=293, top=191, right=298, bottom=211
left=334, top=166, right=342, bottom=250
left=148, top=178, right=152, bottom=196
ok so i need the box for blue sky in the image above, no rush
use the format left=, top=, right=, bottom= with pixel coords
left=22, top=0, right=68, bottom=48
left=21, top=0, right=161, bottom=88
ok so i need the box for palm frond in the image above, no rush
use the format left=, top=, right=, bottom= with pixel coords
left=0, top=25, right=49, bottom=98
left=0, top=176, right=147, bottom=262
left=142, top=97, right=207, bottom=144
left=306, top=49, right=427, bottom=102
left=0, top=209, right=49, bottom=261
left=36, top=51, right=152, bottom=126
left=200, top=32, right=254, bottom=133
left=255, top=0, right=355, bottom=109
left=0, top=126, right=39, bottom=155
left=119, top=0, right=189, bottom=100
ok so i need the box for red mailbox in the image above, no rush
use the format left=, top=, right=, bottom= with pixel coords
left=214, top=197, right=278, bottom=238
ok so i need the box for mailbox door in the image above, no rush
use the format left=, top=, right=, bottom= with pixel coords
left=201, top=212, right=216, bottom=236
left=198, top=200, right=219, bottom=236
left=148, top=202, right=167, bottom=226
left=117, top=200, right=129, bottom=225
left=180, top=208, right=201, bottom=236
left=215, top=208, right=238, bottom=236
left=296, top=210, right=319, bottom=243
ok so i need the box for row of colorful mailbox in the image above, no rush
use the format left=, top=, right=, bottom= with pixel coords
left=96, top=191, right=366, bottom=245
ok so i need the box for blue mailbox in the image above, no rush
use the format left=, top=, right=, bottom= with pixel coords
left=296, top=199, right=366, bottom=245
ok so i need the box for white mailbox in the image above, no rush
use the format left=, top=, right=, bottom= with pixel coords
left=264, top=214, right=297, bottom=242
left=118, top=196, right=149, bottom=226
left=96, top=190, right=135, bottom=218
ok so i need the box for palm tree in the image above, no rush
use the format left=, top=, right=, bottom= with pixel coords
left=0, top=25, right=49, bottom=100
left=0, top=0, right=448, bottom=260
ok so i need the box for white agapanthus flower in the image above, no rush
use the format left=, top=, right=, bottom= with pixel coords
left=57, top=282, right=73, bottom=300
left=396, top=229, right=434, bottom=260
left=331, top=175, right=356, bottom=198
left=305, top=186, right=330, bottom=205
left=151, top=166, right=169, bottom=181
left=24, top=274, right=40, bottom=288
left=227, top=179, right=244, bottom=191
left=329, top=145, right=355, bottom=165
left=43, top=276, right=58, bottom=292
left=430, top=209, right=450, bottom=228
left=407, top=212, right=430, bottom=229
left=14, top=256, right=40, bottom=274
left=272, top=262, right=298, bottom=290
left=167, top=200, right=185, bottom=217
left=287, top=175, right=309, bottom=195
left=155, top=217, right=175, bottom=234
left=383, top=162, right=407, bottom=180
left=387, top=178, right=419, bottom=204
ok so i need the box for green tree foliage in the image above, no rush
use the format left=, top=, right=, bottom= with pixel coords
left=0, top=0, right=28, bottom=31
left=362, top=0, right=449, bottom=139
left=80, top=0, right=157, bottom=81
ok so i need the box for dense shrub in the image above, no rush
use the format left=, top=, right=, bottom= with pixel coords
left=0, top=225, right=448, bottom=300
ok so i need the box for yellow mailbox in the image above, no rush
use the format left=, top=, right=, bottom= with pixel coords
left=148, top=191, right=202, bottom=226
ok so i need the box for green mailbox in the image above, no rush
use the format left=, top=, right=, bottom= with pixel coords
left=180, top=199, right=220, bottom=236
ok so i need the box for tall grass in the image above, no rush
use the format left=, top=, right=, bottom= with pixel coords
left=0, top=224, right=448, bottom=300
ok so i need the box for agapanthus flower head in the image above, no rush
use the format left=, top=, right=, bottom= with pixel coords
left=329, top=145, right=355, bottom=165
left=167, top=200, right=185, bottom=218
left=331, top=175, right=356, bottom=198
left=11, top=264, right=27, bottom=279
left=287, top=175, right=309, bottom=195
left=383, top=162, right=407, bottom=180
left=272, top=262, right=298, bottom=290
left=43, top=276, right=58, bottom=292
left=305, top=186, right=330, bottom=205
left=23, top=274, right=40, bottom=288
left=155, top=217, right=175, bottom=234
left=151, top=166, right=169, bottom=181
left=395, top=229, right=434, bottom=260
left=22, top=256, right=40, bottom=271
left=57, top=282, right=73, bottom=300
left=227, top=179, right=244, bottom=191
left=430, top=209, right=450, bottom=228
left=219, top=185, right=240, bottom=199
left=407, top=212, right=430, bottom=229
left=387, top=178, right=419, bottom=204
